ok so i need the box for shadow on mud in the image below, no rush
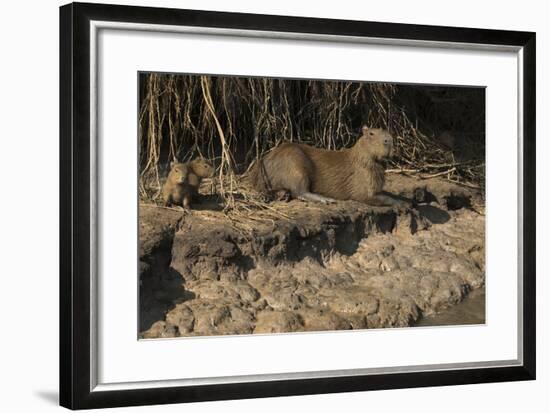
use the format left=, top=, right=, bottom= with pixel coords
left=188, top=194, right=225, bottom=211
left=417, top=204, right=451, bottom=224
left=139, top=266, right=196, bottom=332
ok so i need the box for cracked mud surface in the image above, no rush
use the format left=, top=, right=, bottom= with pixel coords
left=139, top=174, right=485, bottom=338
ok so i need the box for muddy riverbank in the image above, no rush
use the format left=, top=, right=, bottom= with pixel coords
left=139, top=174, right=485, bottom=338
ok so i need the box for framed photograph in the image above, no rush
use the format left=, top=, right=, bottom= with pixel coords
left=60, top=2, right=536, bottom=409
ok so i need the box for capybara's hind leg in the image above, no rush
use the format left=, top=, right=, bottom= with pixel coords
left=287, top=172, right=310, bottom=200
left=278, top=151, right=313, bottom=200
left=286, top=171, right=334, bottom=203
left=282, top=149, right=336, bottom=204
left=298, top=192, right=337, bottom=204
left=265, top=144, right=335, bottom=204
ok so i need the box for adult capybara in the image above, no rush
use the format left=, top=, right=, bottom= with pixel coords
left=247, top=126, right=403, bottom=206
left=162, top=158, right=214, bottom=209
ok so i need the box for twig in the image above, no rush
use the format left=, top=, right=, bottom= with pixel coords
left=139, top=203, right=187, bottom=213
left=420, top=167, right=456, bottom=179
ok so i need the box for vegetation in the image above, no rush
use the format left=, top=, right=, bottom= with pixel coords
left=139, top=73, right=485, bottom=204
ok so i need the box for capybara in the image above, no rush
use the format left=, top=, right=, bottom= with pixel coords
left=162, top=158, right=214, bottom=209
left=247, top=126, right=403, bottom=207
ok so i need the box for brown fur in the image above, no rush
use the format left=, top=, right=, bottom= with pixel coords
left=247, top=126, right=400, bottom=206
left=162, top=159, right=214, bottom=208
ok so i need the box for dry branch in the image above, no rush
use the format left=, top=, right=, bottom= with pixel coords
left=138, top=73, right=485, bottom=205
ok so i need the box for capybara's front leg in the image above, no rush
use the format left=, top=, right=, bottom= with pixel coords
left=182, top=195, right=191, bottom=209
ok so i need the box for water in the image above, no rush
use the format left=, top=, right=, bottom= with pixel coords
left=414, top=287, right=486, bottom=327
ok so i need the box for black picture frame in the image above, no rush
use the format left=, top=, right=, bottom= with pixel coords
left=60, top=2, right=536, bottom=410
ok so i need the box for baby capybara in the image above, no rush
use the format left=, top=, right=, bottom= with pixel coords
left=162, top=158, right=214, bottom=209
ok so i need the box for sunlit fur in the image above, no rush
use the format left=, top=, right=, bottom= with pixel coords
left=162, top=159, right=214, bottom=208
left=167, top=163, right=189, bottom=184
left=188, top=158, right=215, bottom=180
left=248, top=127, right=394, bottom=203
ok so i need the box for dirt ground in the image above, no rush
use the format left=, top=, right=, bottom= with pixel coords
left=139, top=173, right=485, bottom=338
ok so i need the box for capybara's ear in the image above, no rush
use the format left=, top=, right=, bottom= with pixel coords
left=362, top=125, right=369, bottom=134
left=170, top=160, right=177, bottom=169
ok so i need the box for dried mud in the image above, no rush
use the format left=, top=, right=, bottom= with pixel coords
left=139, top=174, right=485, bottom=338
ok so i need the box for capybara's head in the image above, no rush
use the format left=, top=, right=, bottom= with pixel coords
left=190, top=158, right=215, bottom=178
left=168, top=162, right=189, bottom=184
left=355, top=126, right=394, bottom=160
